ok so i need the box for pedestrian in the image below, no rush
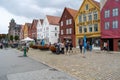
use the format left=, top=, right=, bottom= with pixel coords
left=55, top=42, right=60, bottom=54
left=79, top=40, right=83, bottom=53
left=60, top=41, right=65, bottom=54
left=69, top=41, right=73, bottom=53
left=65, top=41, right=69, bottom=55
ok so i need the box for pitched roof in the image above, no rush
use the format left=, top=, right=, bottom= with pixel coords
left=46, top=15, right=60, bottom=25
left=25, top=23, right=32, bottom=27
left=91, top=0, right=100, bottom=8
left=66, top=7, right=78, bottom=18
left=40, top=19, right=43, bottom=24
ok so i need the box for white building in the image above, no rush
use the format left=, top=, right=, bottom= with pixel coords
left=42, top=15, right=60, bottom=44
left=36, top=19, right=43, bottom=40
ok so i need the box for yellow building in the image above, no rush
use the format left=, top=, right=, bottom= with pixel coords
left=23, top=23, right=31, bottom=38
left=75, top=0, right=100, bottom=48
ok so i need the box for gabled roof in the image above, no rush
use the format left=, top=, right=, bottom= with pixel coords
left=32, top=19, right=38, bottom=27
left=75, top=0, right=100, bottom=20
left=91, top=0, right=100, bottom=8
left=25, top=23, right=32, bottom=27
left=66, top=7, right=78, bottom=18
left=59, top=7, right=78, bottom=22
left=46, top=15, right=60, bottom=25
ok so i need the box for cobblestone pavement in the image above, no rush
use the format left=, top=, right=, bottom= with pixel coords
left=0, top=48, right=77, bottom=80
left=28, top=48, right=120, bottom=80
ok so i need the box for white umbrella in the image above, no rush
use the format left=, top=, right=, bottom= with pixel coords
left=21, top=37, right=34, bottom=42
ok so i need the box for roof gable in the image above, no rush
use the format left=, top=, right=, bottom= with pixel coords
left=46, top=15, right=60, bottom=25
left=59, top=7, right=78, bottom=22
left=75, top=0, right=100, bottom=20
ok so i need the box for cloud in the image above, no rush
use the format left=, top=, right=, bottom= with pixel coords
left=0, top=0, right=100, bottom=34
left=0, top=7, right=32, bottom=34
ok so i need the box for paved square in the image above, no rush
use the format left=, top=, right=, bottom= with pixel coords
left=7, top=68, right=77, bottom=80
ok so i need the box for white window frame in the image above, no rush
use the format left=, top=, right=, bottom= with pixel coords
left=113, top=8, right=118, bottom=16
left=94, top=12, right=98, bottom=20
left=105, top=22, right=110, bottom=30
left=69, top=28, right=72, bottom=34
left=105, top=10, right=110, bottom=18
left=61, top=30, right=63, bottom=35
left=89, top=25, right=92, bottom=32
left=61, top=21, right=63, bottom=26
left=112, top=21, right=118, bottom=29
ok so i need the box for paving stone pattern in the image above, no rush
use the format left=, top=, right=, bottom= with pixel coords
left=28, top=48, right=120, bottom=80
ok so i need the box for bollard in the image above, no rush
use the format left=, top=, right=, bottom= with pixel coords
left=24, top=46, right=27, bottom=57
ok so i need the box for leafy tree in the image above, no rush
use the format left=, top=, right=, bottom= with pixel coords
left=14, top=35, right=19, bottom=41
left=10, top=35, right=13, bottom=41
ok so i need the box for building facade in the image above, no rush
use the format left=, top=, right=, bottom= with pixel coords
left=37, top=19, right=43, bottom=40
left=59, top=7, right=78, bottom=47
left=8, top=19, right=22, bottom=40
left=75, top=0, right=100, bottom=49
left=42, top=15, right=60, bottom=44
left=101, top=0, right=120, bottom=51
left=23, top=23, right=31, bottom=38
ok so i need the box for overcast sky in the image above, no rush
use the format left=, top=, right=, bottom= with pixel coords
left=0, top=0, right=100, bottom=34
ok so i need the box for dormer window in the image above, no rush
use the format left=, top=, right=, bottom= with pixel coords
left=85, top=4, right=89, bottom=10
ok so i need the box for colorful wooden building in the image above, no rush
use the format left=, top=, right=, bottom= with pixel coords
left=59, top=7, right=78, bottom=47
left=23, top=23, right=31, bottom=38
left=101, top=0, right=120, bottom=51
left=75, top=0, right=100, bottom=48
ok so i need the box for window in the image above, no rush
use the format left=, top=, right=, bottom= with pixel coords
left=66, top=20, right=68, bottom=25
left=105, top=22, right=110, bottom=29
left=61, top=21, right=63, bottom=26
left=55, top=27, right=57, bottom=30
left=66, top=29, right=68, bottom=34
left=113, top=21, right=118, bottom=28
left=61, top=30, right=63, bottom=35
left=69, top=19, right=72, bottom=24
left=83, top=14, right=86, bottom=22
left=84, top=27, right=87, bottom=33
left=105, top=10, right=110, bottom=18
left=89, top=25, right=92, bottom=32
left=79, top=15, right=82, bottom=22
left=79, top=26, right=82, bottom=33
left=69, top=28, right=72, bottom=34
left=113, top=8, right=118, bottom=16
left=94, top=12, right=98, bottom=20
left=94, top=24, right=98, bottom=32
left=85, top=4, right=89, bottom=10
left=88, top=13, right=92, bottom=21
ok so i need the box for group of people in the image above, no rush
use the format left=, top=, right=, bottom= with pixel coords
left=78, top=40, right=93, bottom=54
left=55, top=40, right=73, bottom=55
left=0, top=42, right=3, bottom=49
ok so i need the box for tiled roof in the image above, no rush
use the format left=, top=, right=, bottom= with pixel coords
left=66, top=7, right=78, bottom=18
left=40, top=19, right=43, bottom=24
left=25, top=23, right=32, bottom=27
left=91, top=0, right=100, bottom=8
left=32, top=19, right=38, bottom=26
left=46, top=15, right=60, bottom=25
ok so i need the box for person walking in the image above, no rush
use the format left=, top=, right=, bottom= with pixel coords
left=69, top=41, right=73, bottom=53
left=65, top=41, right=69, bottom=55
left=79, top=40, right=83, bottom=53
left=60, top=41, right=65, bottom=54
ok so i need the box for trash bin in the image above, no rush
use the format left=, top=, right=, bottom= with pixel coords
left=24, top=46, right=27, bottom=57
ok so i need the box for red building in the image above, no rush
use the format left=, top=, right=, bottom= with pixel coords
left=59, top=7, right=78, bottom=47
left=29, top=19, right=38, bottom=40
left=101, top=0, right=120, bottom=51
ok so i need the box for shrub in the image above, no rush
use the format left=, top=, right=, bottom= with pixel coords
left=49, top=45, right=56, bottom=53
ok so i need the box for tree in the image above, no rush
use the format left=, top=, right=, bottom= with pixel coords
left=10, top=35, right=13, bottom=41
left=14, top=35, right=19, bottom=41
